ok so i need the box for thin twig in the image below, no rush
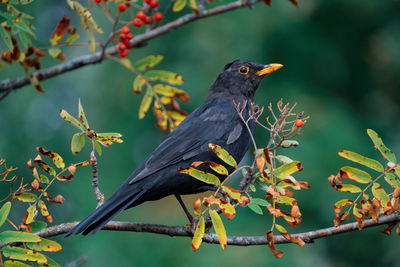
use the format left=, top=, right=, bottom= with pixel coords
left=90, top=153, right=104, bottom=207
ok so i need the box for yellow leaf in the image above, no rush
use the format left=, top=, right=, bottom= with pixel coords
left=179, top=167, right=220, bottom=186
left=208, top=143, right=237, bottom=167
left=139, top=89, right=153, bottom=119
left=191, top=216, right=205, bottom=252
left=275, top=161, right=303, bottom=179
left=173, top=0, right=187, bottom=12
left=209, top=209, right=227, bottom=250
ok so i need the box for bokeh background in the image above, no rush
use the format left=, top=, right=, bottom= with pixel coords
left=1, top=0, right=400, bottom=266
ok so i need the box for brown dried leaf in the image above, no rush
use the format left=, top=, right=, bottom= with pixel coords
left=267, top=204, right=280, bottom=217
left=266, top=231, right=284, bottom=258
left=381, top=223, right=396, bottom=235
left=50, top=16, right=71, bottom=45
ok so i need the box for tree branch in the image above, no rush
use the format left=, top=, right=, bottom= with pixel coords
left=1, top=211, right=398, bottom=249
left=0, top=0, right=260, bottom=99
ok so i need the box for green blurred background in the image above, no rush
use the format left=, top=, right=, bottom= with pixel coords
left=1, top=0, right=400, bottom=266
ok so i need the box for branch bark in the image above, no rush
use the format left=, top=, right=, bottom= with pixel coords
left=1, top=211, right=398, bottom=249
left=0, top=0, right=260, bottom=100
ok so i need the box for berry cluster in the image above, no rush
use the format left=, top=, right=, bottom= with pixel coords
left=118, top=26, right=133, bottom=58
left=103, top=0, right=165, bottom=58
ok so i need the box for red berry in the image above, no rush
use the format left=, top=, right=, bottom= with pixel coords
left=136, top=11, right=147, bottom=21
left=121, top=26, right=130, bottom=34
left=119, top=49, right=129, bottom=58
left=95, top=0, right=101, bottom=3
left=126, top=33, right=133, bottom=40
left=118, top=43, right=126, bottom=51
left=144, top=16, right=152, bottom=25
left=295, top=119, right=304, bottom=127
left=149, top=0, right=158, bottom=8
left=144, top=0, right=151, bottom=4
left=119, top=33, right=126, bottom=41
left=118, top=3, right=127, bottom=12
left=133, top=18, right=143, bottom=27
left=154, top=12, right=163, bottom=22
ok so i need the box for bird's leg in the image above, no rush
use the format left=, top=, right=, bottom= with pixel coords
left=175, top=194, right=194, bottom=223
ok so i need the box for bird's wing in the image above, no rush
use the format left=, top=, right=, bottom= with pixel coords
left=129, top=99, right=242, bottom=185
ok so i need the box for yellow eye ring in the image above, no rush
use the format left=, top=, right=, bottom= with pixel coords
left=238, top=66, right=249, bottom=75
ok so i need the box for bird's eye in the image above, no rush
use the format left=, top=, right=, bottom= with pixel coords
left=238, top=66, right=249, bottom=75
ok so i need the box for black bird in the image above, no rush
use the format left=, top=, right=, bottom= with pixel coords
left=67, top=60, right=282, bottom=236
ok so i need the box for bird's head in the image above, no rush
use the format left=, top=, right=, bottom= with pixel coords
left=207, top=60, right=283, bottom=100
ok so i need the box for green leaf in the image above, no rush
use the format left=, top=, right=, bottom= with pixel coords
left=145, top=70, right=184, bottom=85
left=134, top=55, right=163, bottom=71
left=27, top=238, right=62, bottom=252
left=173, top=0, right=187, bottom=12
left=25, top=204, right=36, bottom=224
left=209, top=209, right=227, bottom=250
left=2, top=246, right=47, bottom=264
left=0, top=22, right=13, bottom=51
left=60, top=109, right=84, bottom=130
left=191, top=216, right=205, bottom=252
left=139, top=89, right=153, bottom=119
left=371, top=182, right=390, bottom=208
left=275, top=161, right=303, bottom=179
left=4, top=261, right=31, bottom=267
left=78, top=98, right=89, bottom=129
left=247, top=202, right=263, bottom=215
left=337, top=184, right=362, bottom=193
left=251, top=198, right=269, bottom=207
left=384, top=173, right=400, bottom=189
left=179, top=167, right=220, bottom=186
left=0, top=231, right=41, bottom=243
left=367, top=129, right=396, bottom=163
left=208, top=143, right=237, bottom=168
left=339, top=166, right=372, bottom=184
left=71, top=132, right=85, bottom=155
left=280, top=140, right=299, bottom=148
left=338, top=150, right=384, bottom=172
left=0, top=201, right=11, bottom=227
left=13, top=193, right=37, bottom=203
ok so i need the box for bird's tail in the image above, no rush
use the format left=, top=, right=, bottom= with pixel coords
left=66, top=183, right=146, bottom=236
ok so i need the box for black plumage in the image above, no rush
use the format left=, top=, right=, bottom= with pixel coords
left=66, top=59, right=282, bottom=236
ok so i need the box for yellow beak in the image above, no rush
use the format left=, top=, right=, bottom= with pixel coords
left=255, top=63, right=283, bottom=76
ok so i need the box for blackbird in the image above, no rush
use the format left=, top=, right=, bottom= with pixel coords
left=67, top=60, right=282, bottom=236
